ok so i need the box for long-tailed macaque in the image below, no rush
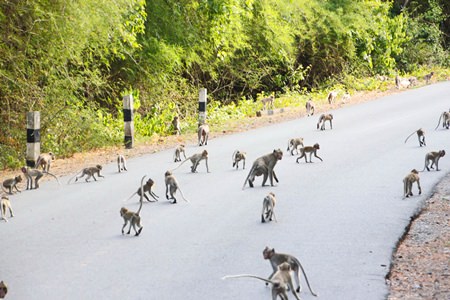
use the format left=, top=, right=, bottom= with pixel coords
left=198, top=123, right=210, bottom=146
left=2, top=175, right=22, bottom=194
left=341, top=92, right=351, bottom=104
left=317, top=113, right=333, bottom=130
left=174, top=144, right=187, bottom=162
left=117, top=154, right=128, bottom=173
left=126, top=178, right=159, bottom=202
left=35, top=152, right=55, bottom=172
left=232, top=150, right=246, bottom=169
left=172, top=115, right=181, bottom=135
left=296, top=143, right=323, bottom=163
left=22, top=167, right=60, bottom=189
left=261, top=193, right=277, bottom=223
left=403, top=169, right=421, bottom=198
left=263, top=247, right=318, bottom=296
left=395, top=75, right=411, bottom=89
left=242, top=149, right=283, bottom=189
left=173, top=150, right=210, bottom=173
left=0, top=280, right=7, bottom=298
left=222, top=262, right=301, bottom=300
left=261, top=95, right=275, bottom=110
left=68, top=165, right=104, bottom=183
left=305, top=99, right=315, bottom=116
left=164, top=171, right=189, bottom=204
left=120, top=176, right=146, bottom=236
left=422, top=150, right=446, bottom=171
left=1, top=195, right=14, bottom=222
left=404, top=128, right=426, bottom=147
left=435, top=111, right=450, bottom=130
left=424, top=72, right=434, bottom=84
left=327, top=91, right=337, bottom=104
left=287, top=138, right=304, bottom=155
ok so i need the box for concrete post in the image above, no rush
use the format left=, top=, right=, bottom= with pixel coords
left=198, top=88, right=207, bottom=125
left=26, top=111, right=40, bottom=167
left=123, top=95, right=134, bottom=149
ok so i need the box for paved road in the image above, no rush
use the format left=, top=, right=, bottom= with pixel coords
left=1, top=82, right=449, bottom=299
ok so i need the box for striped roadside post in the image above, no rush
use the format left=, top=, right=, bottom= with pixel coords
left=123, top=95, right=134, bottom=149
left=199, top=88, right=207, bottom=125
left=26, top=111, right=40, bottom=167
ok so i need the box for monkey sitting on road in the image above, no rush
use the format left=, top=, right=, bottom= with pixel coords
left=261, top=193, right=277, bottom=223
left=164, top=171, right=189, bottom=204
left=305, top=99, right=315, bottom=116
left=173, top=150, right=210, bottom=173
left=35, top=152, right=55, bottom=172
left=222, top=262, right=302, bottom=300
left=242, top=149, right=283, bottom=189
left=120, top=176, right=146, bottom=236
left=68, top=165, right=104, bottom=184
left=125, top=178, right=159, bottom=202
left=287, top=138, right=304, bottom=155
left=117, top=154, right=128, bottom=173
left=422, top=150, right=446, bottom=172
left=296, top=143, right=323, bottom=163
left=232, top=150, right=246, bottom=169
left=22, top=167, right=60, bottom=189
left=263, top=246, right=318, bottom=296
left=2, top=175, right=22, bottom=194
left=174, top=144, right=187, bottom=162
left=317, top=113, right=333, bottom=130
left=435, top=111, right=450, bottom=130
left=1, top=195, right=14, bottom=222
left=198, top=123, right=210, bottom=146
left=404, top=128, right=426, bottom=147
left=403, top=169, right=421, bottom=198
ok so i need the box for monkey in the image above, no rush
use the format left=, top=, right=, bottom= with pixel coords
left=172, top=150, right=210, bottom=173
left=222, top=262, right=302, bottom=300
left=173, top=144, right=187, bottom=162
left=422, top=150, right=446, bottom=172
left=341, top=92, right=350, bottom=104
left=403, top=169, right=422, bottom=198
left=261, top=95, right=275, bottom=110
left=172, top=115, right=181, bottom=135
left=120, top=175, right=146, bottom=236
left=404, top=128, right=426, bottom=147
left=1, top=195, right=14, bottom=222
left=21, top=167, right=60, bottom=189
left=317, top=113, right=333, bottom=130
left=198, top=123, right=210, bottom=146
left=395, top=75, right=412, bottom=89
left=2, top=175, right=22, bottom=194
left=286, top=138, right=304, bottom=155
left=117, top=154, right=128, bottom=172
left=125, top=178, right=159, bottom=202
left=0, top=280, right=7, bottom=299
left=232, top=150, right=246, bottom=169
left=261, top=192, right=277, bottom=223
left=435, top=111, right=450, bottom=130
left=164, top=170, right=189, bottom=204
left=424, top=71, right=434, bottom=84
left=305, top=99, right=315, bottom=116
left=35, top=152, right=55, bottom=172
left=242, top=149, right=283, bottom=189
left=296, top=143, right=323, bottom=163
left=68, top=165, right=104, bottom=184
left=327, top=91, right=337, bottom=104
left=408, top=76, right=418, bottom=86
left=262, top=246, right=318, bottom=296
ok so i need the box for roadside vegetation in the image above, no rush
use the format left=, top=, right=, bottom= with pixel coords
left=1, top=0, right=449, bottom=169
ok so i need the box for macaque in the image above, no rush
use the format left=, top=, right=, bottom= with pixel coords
left=403, top=169, right=421, bottom=198
left=174, top=144, right=187, bottom=162
left=263, top=246, right=318, bottom=296
left=422, top=150, right=446, bottom=171
left=435, top=111, right=450, bottom=130
left=117, top=154, right=128, bottom=172
left=404, top=128, right=426, bottom=147
left=305, top=99, right=315, bottom=116
left=395, top=75, right=411, bottom=89
left=120, top=176, right=146, bottom=236
left=424, top=72, right=434, bottom=84
left=317, top=114, right=333, bottom=130
left=242, top=149, right=283, bottom=189
left=261, top=192, right=277, bottom=223
left=35, top=152, right=55, bottom=172
left=126, top=178, right=159, bottom=202
left=1, top=195, right=14, bottom=222
left=222, top=262, right=301, bottom=300
left=172, top=115, right=181, bottom=135
left=261, top=95, right=275, bottom=111
left=286, top=138, right=304, bottom=155
left=198, top=123, right=210, bottom=146
left=0, top=280, right=7, bottom=298
left=408, top=76, right=418, bottom=86
left=173, top=150, right=210, bottom=173
left=2, top=175, right=22, bottom=194
left=68, top=165, right=104, bottom=183
left=164, top=171, right=189, bottom=204
left=296, top=143, right=323, bottom=163
left=232, top=150, right=246, bottom=169
left=341, top=92, right=350, bottom=104
left=22, top=167, right=60, bottom=189
left=327, top=91, right=337, bottom=104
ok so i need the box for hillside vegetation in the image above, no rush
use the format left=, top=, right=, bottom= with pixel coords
left=1, top=0, right=449, bottom=169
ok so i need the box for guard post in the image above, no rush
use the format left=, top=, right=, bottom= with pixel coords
left=26, top=111, right=40, bottom=167
left=123, top=95, right=134, bottom=149
left=198, top=88, right=207, bottom=125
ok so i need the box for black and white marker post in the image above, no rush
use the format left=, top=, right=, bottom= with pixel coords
left=199, top=88, right=207, bottom=124
left=26, top=111, right=40, bottom=167
left=123, top=95, right=134, bottom=149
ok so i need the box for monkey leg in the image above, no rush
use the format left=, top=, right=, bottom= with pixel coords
left=135, top=226, right=143, bottom=236
left=122, top=222, right=128, bottom=235
left=261, top=172, right=269, bottom=186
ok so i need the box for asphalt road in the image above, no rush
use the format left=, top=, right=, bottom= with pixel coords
left=1, top=82, right=449, bottom=300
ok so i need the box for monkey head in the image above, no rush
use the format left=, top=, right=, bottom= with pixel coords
left=439, top=150, right=446, bottom=157
left=278, top=262, right=291, bottom=272
left=165, top=170, right=173, bottom=177
left=21, top=166, right=27, bottom=173
left=263, top=247, right=275, bottom=259
left=273, top=149, right=283, bottom=160
left=0, top=280, right=8, bottom=298
left=146, top=179, right=155, bottom=187
left=410, top=169, right=419, bottom=175
left=96, top=165, right=102, bottom=170
left=15, top=175, right=23, bottom=183
left=202, top=150, right=208, bottom=157
left=120, top=207, right=128, bottom=216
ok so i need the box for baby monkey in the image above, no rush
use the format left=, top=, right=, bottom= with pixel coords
left=1, top=195, right=14, bottom=222
left=164, top=171, right=189, bottom=204
left=296, top=143, right=323, bottom=163
left=2, top=175, right=22, bottom=194
left=287, top=138, right=304, bottom=155
left=232, top=150, right=246, bottom=169
left=422, top=150, right=445, bottom=171
left=173, top=150, right=210, bottom=173
left=404, top=128, right=426, bottom=147
left=174, top=144, right=187, bottom=162
left=403, top=169, right=421, bottom=198
left=117, top=154, right=128, bottom=172
left=120, top=175, right=146, bottom=236
left=35, top=152, right=55, bottom=172
left=126, top=178, right=159, bottom=202
left=68, top=165, right=104, bottom=183
left=261, top=192, right=277, bottom=223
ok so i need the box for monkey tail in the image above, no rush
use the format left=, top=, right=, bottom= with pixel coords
left=67, top=170, right=82, bottom=184
left=43, top=171, right=61, bottom=186
left=286, top=140, right=291, bottom=151
left=221, top=274, right=274, bottom=284
left=435, top=113, right=443, bottom=130
left=123, top=191, right=138, bottom=202
left=177, top=187, right=190, bottom=203
left=292, top=257, right=318, bottom=296
left=404, top=130, right=417, bottom=143
left=136, top=175, right=146, bottom=215
left=242, top=165, right=256, bottom=190
left=171, top=157, right=190, bottom=172
left=232, top=150, right=238, bottom=163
